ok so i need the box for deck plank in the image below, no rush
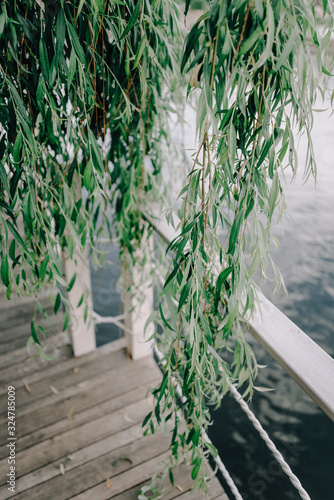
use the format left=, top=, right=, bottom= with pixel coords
left=0, top=298, right=227, bottom=499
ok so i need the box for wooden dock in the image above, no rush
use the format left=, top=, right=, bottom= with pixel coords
left=0, top=294, right=227, bottom=499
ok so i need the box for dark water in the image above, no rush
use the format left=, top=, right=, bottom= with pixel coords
left=90, top=100, right=334, bottom=498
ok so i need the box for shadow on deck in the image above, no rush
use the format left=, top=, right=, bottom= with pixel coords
left=0, top=294, right=227, bottom=499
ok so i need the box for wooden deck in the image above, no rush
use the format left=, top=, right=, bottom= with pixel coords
left=0, top=294, right=227, bottom=499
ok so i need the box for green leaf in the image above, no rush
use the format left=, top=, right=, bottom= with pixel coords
left=39, top=38, right=50, bottom=81
left=9, top=239, right=15, bottom=262
left=67, top=273, right=76, bottom=292
left=142, top=411, right=152, bottom=428
left=268, top=172, right=279, bottom=219
left=0, top=162, right=10, bottom=195
left=205, top=441, right=218, bottom=457
left=31, top=321, right=41, bottom=345
left=7, top=222, right=28, bottom=252
left=191, top=458, right=202, bottom=480
left=177, top=280, right=191, bottom=312
left=67, top=22, right=86, bottom=65
left=83, top=160, right=93, bottom=191
left=55, top=9, right=66, bottom=66
left=40, top=255, right=49, bottom=280
left=157, top=371, right=169, bottom=403
left=238, top=25, right=262, bottom=57
left=169, top=468, right=174, bottom=487
left=54, top=292, right=61, bottom=315
left=133, top=34, right=147, bottom=70
left=216, top=266, right=233, bottom=291
left=181, top=24, right=203, bottom=73
left=158, top=302, right=175, bottom=332
left=275, top=31, right=298, bottom=71
left=7, top=80, right=29, bottom=123
left=1, top=254, right=9, bottom=287
left=120, top=1, right=141, bottom=40
left=63, top=310, right=69, bottom=331
left=228, top=211, right=243, bottom=255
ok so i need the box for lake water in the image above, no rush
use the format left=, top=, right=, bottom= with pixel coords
left=91, top=94, right=334, bottom=499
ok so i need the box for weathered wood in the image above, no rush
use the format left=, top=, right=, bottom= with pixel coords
left=0, top=305, right=226, bottom=500
left=0, top=381, right=158, bottom=459
left=108, top=463, right=226, bottom=500
left=0, top=398, right=156, bottom=479
left=0, top=346, right=127, bottom=411
left=0, top=317, right=64, bottom=354
left=11, top=434, right=170, bottom=500
left=0, top=354, right=160, bottom=435
left=0, top=424, right=147, bottom=498
left=247, top=292, right=334, bottom=421
left=0, top=331, right=70, bottom=371
left=70, top=450, right=172, bottom=500
left=0, top=338, right=125, bottom=394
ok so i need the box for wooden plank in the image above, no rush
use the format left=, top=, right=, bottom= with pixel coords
left=9, top=433, right=171, bottom=500
left=0, top=338, right=125, bottom=394
left=0, top=331, right=70, bottom=371
left=247, top=292, right=334, bottom=421
left=0, top=296, right=55, bottom=332
left=0, top=381, right=159, bottom=459
left=177, top=478, right=229, bottom=500
left=0, top=349, right=132, bottom=420
left=0, top=346, right=127, bottom=411
left=71, top=450, right=171, bottom=500
left=0, top=397, right=156, bottom=480
left=0, top=423, right=147, bottom=498
left=0, top=355, right=160, bottom=436
left=0, top=317, right=64, bottom=353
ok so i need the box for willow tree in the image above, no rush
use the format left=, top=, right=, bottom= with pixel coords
left=0, top=0, right=333, bottom=495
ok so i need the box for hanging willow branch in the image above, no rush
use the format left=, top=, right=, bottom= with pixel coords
left=0, top=0, right=183, bottom=343
left=142, top=0, right=334, bottom=493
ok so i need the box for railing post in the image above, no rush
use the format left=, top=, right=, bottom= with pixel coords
left=63, top=173, right=96, bottom=356
left=123, top=224, right=154, bottom=360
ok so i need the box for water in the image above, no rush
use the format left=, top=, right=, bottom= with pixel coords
left=90, top=98, right=334, bottom=498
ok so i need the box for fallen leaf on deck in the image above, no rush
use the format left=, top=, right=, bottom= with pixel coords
left=49, top=385, right=59, bottom=394
left=106, top=478, right=112, bottom=489
left=67, top=407, right=75, bottom=420
left=77, top=382, right=87, bottom=387
left=175, top=484, right=184, bottom=492
left=146, top=393, right=153, bottom=406
left=73, top=367, right=79, bottom=374
left=123, top=412, right=134, bottom=423
left=59, top=463, right=65, bottom=475
left=24, top=383, right=32, bottom=394
left=67, top=454, right=75, bottom=461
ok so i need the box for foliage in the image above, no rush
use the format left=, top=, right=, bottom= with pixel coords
left=0, top=0, right=182, bottom=338
left=141, top=0, right=334, bottom=493
left=0, top=0, right=333, bottom=496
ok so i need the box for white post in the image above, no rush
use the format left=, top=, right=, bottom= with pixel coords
left=123, top=225, right=154, bottom=360
left=63, top=173, right=96, bottom=356
left=64, top=244, right=96, bottom=356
